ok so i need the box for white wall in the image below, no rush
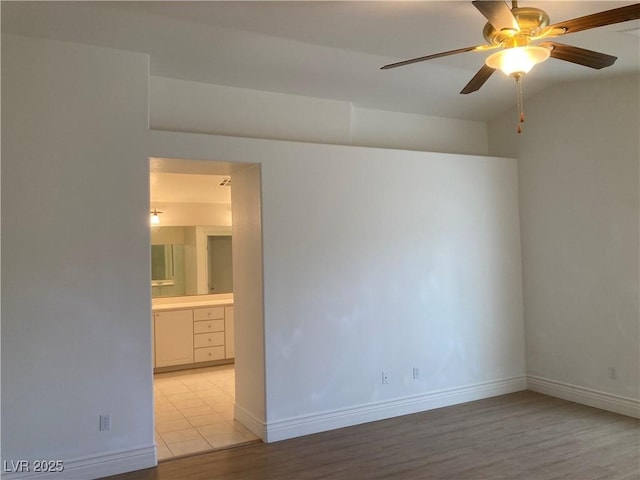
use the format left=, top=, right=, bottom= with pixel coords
left=351, top=106, right=488, bottom=155
left=488, top=74, right=640, bottom=408
left=150, top=76, right=352, bottom=145
left=230, top=164, right=267, bottom=438
left=150, top=226, right=185, bottom=245
left=184, top=227, right=198, bottom=295
left=151, top=130, right=526, bottom=441
left=1, top=34, right=154, bottom=478
left=150, top=76, right=488, bottom=156
left=260, top=143, right=524, bottom=437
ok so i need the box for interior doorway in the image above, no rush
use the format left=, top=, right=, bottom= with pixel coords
left=149, top=157, right=264, bottom=460
left=207, top=235, right=233, bottom=294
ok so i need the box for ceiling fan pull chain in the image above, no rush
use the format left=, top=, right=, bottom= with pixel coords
left=515, top=75, right=525, bottom=134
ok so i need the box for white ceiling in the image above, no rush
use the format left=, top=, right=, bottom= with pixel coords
left=150, top=172, right=231, bottom=204
left=3, top=1, right=639, bottom=121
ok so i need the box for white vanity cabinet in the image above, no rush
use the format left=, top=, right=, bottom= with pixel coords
left=152, top=301, right=234, bottom=371
left=154, top=309, right=194, bottom=367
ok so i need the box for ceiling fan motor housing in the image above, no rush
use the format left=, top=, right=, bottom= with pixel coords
left=483, top=7, right=550, bottom=47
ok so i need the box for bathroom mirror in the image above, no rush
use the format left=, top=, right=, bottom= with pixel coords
left=151, top=244, right=175, bottom=285
left=151, top=226, right=232, bottom=298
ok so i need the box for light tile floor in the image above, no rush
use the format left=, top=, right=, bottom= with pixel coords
left=154, top=364, right=259, bottom=460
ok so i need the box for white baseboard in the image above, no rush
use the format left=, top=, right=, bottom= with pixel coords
left=235, top=403, right=267, bottom=441
left=265, top=376, right=527, bottom=442
left=1, top=446, right=156, bottom=480
left=527, top=375, right=640, bottom=419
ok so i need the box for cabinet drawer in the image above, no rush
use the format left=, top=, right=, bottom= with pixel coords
left=194, top=332, right=224, bottom=348
left=194, top=319, right=224, bottom=334
left=194, top=346, right=225, bottom=362
left=193, top=306, right=224, bottom=321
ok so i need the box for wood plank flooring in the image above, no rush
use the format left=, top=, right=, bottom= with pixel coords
left=104, top=391, right=640, bottom=480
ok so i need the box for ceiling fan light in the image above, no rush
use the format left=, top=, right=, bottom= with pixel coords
left=486, top=46, right=550, bottom=77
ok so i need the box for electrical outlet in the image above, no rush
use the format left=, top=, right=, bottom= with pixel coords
left=99, top=414, right=111, bottom=431
left=382, top=370, right=390, bottom=384
left=412, top=367, right=420, bottom=380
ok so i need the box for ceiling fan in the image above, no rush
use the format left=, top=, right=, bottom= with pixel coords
left=381, top=1, right=640, bottom=132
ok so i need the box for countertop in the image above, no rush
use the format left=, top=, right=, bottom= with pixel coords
left=152, top=294, right=234, bottom=311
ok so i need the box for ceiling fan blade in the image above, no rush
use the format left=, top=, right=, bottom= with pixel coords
left=460, top=64, right=497, bottom=94
left=547, top=3, right=640, bottom=35
left=540, top=42, right=617, bottom=69
left=472, top=0, right=520, bottom=32
left=381, top=45, right=488, bottom=70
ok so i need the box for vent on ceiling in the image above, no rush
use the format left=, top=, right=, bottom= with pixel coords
left=219, top=177, right=231, bottom=187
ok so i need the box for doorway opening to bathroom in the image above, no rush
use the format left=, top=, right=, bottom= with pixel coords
left=149, top=157, right=263, bottom=460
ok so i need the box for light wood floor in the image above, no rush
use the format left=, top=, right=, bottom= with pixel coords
left=104, top=391, right=639, bottom=480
